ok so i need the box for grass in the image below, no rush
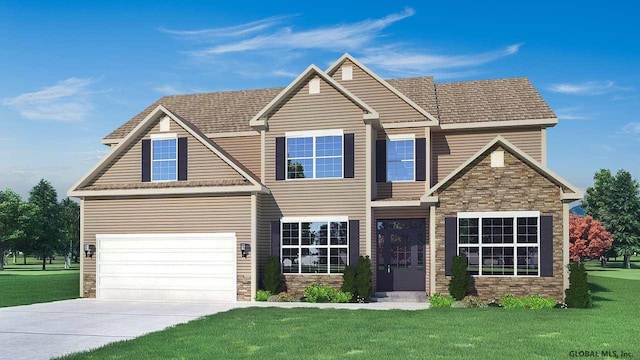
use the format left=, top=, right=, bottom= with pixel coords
left=0, top=256, right=79, bottom=308
left=57, top=257, right=640, bottom=359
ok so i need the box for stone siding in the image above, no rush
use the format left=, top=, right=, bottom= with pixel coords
left=283, top=275, right=344, bottom=298
left=83, top=273, right=96, bottom=298
left=237, top=274, right=252, bottom=301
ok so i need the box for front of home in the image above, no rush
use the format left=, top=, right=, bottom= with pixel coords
left=69, top=54, right=581, bottom=302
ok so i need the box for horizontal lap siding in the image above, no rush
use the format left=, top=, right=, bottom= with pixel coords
left=333, top=59, right=426, bottom=124
left=376, top=127, right=426, bottom=199
left=82, top=196, right=251, bottom=297
left=214, top=135, right=261, bottom=179
left=431, top=128, right=542, bottom=186
left=91, top=118, right=244, bottom=185
left=262, top=76, right=367, bottom=258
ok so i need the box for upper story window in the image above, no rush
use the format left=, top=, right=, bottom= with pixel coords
left=286, top=130, right=343, bottom=179
left=151, top=135, right=177, bottom=182
left=387, top=135, right=415, bottom=182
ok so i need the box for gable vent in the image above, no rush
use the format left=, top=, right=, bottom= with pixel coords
left=159, top=116, right=171, bottom=132
left=309, top=78, right=320, bottom=94
left=341, top=65, right=353, bottom=80
left=491, top=150, right=505, bottom=168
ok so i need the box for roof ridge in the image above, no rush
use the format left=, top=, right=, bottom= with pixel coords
left=160, top=86, right=285, bottom=99
left=437, top=77, right=529, bottom=85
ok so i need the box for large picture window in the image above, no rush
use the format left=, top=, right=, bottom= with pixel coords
left=387, top=137, right=415, bottom=182
left=286, top=130, right=343, bottom=179
left=151, top=138, right=177, bottom=181
left=458, top=211, right=540, bottom=276
left=281, top=219, right=348, bottom=274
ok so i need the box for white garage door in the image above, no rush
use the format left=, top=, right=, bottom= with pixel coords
left=96, top=233, right=237, bottom=302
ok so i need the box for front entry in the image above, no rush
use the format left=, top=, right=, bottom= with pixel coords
left=376, top=219, right=426, bottom=291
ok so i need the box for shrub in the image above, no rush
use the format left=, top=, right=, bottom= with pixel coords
left=303, top=284, right=351, bottom=303
left=486, top=300, right=502, bottom=308
left=429, top=293, right=454, bottom=308
left=501, top=294, right=526, bottom=309
left=355, top=256, right=372, bottom=300
left=448, top=255, right=470, bottom=301
left=255, top=290, right=271, bottom=302
left=565, top=262, right=592, bottom=308
left=462, top=295, right=484, bottom=308
left=264, top=256, right=282, bottom=294
left=524, top=295, right=556, bottom=309
left=331, top=291, right=353, bottom=303
left=341, top=265, right=357, bottom=299
left=275, top=292, right=296, bottom=302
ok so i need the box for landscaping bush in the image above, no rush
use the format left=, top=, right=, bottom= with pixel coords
left=523, top=295, right=556, bottom=309
left=429, top=293, right=454, bottom=308
left=303, top=284, right=351, bottom=303
left=269, top=292, right=296, bottom=302
left=565, top=262, right=592, bottom=308
left=264, top=256, right=282, bottom=294
left=355, top=256, right=372, bottom=300
left=501, top=294, right=526, bottom=309
left=255, top=290, right=271, bottom=302
left=462, top=295, right=484, bottom=308
left=448, top=255, right=470, bottom=301
left=341, top=265, right=357, bottom=300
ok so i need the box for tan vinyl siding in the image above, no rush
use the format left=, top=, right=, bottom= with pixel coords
left=432, top=128, right=543, bottom=186
left=91, top=117, right=244, bottom=185
left=332, top=59, right=427, bottom=124
left=214, top=135, right=261, bottom=179
left=262, top=76, right=367, bottom=258
left=376, top=127, right=426, bottom=199
left=82, top=195, right=252, bottom=296
left=256, top=192, right=271, bottom=272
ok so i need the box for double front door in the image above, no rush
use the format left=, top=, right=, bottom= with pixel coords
left=376, top=219, right=426, bottom=292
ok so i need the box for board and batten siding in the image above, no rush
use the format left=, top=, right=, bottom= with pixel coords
left=90, top=117, right=244, bottom=186
left=331, top=59, right=427, bottom=124
left=432, top=128, right=543, bottom=186
left=214, top=135, right=261, bottom=179
left=260, top=76, right=368, bottom=262
left=376, top=127, right=426, bottom=199
left=82, top=195, right=252, bottom=299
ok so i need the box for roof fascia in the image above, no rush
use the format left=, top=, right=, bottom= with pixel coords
left=69, top=184, right=267, bottom=197
left=437, top=118, right=558, bottom=131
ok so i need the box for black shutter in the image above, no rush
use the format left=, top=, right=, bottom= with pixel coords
left=344, top=133, right=354, bottom=178
left=415, top=138, right=426, bottom=181
left=540, top=215, right=554, bottom=277
left=445, top=217, right=457, bottom=276
left=275, top=137, right=286, bottom=180
left=349, top=220, right=360, bottom=266
left=376, top=139, right=386, bottom=182
left=270, top=221, right=281, bottom=258
left=177, top=137, right=188, bottom=181
left=141, top=139, right=151, bottom=182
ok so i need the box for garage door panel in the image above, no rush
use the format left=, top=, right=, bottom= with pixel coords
left=99, top=236, right=236, bottom=251
left=99, top=250, right=235, bottom=263
left=99, top=288, right=235, bottom=302
left=99, top=263, right=234, bottom=275
left=99, top=275, right=235, bottom=290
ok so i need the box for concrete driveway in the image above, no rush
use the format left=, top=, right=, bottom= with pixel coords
left=0, top=299, right=243, bottom=360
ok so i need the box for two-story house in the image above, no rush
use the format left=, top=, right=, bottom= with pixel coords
left=69, top=54, right=582, bottom=302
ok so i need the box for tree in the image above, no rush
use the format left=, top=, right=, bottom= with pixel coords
left=448, top=255, right=470, bottom=300
left=565, top=262, right=592, bottom=308
left=263, top=256, right=282, bottom=294
left=569, top=214, right=613, bottom=262
left=60, top=198, right=80, bottom=264
left=355, top=256, right=372, bottom=300
left=0, top=189, right=23, bottom=270
left=28, top=179, right=62, bottom=271
left=584, top=169, right=640, bottom=269
left=14, top=201, right=38, bottom=265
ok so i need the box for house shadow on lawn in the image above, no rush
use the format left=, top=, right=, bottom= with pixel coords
left=589, top=282, right=613, bottom=304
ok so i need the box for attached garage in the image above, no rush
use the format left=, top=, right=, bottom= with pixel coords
left=96, top=233, right=237, bottom=302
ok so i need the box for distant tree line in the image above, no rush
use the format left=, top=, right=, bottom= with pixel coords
left=0, top=179, right=79, bottom=270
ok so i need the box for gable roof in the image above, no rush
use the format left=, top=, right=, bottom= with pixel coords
left=249, top=64, right=379, bottom=129
left=326, top=53, right=439, bottom=125
left=69, top=105, right=267, bottom=197
left=422, top=136, right=582, bottom=201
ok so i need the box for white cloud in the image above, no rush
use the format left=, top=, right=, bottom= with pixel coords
left=2, top=78, right=95, bottom=122
left=555, top=107, right=591, bottom=120
left=622, top=122, right=640, bottom=134
left=359, top=44, right=522, bottom=76
left=0, top=138, right=8, bottom=144
left=160, top=15, right=295, bottom=39
left=271, top=69, right=299, bottom=78
left=68, top=149, right=110, bottom=163
left=547, top=80, right=628, bottom=95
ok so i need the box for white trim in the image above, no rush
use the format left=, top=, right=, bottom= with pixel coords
left=280, top=216, right=348, bottom=223
left=97, top=233, right=237, bottom=239
left=370, top=200, right=422, bottom=208
left=250, top=193, right=257, bottom=301
left=326, top=53, right=439, bottom=124
left=285, top=129, right=344, bottom=138
left=207, top=131, right=259, bottom=138
left=260, top=130, right=266, bottom=184
left=458, top=211, right=540, bottom=218
left=79, top=198, right=84, bottom=297
left=365, top=123, right=373, bottom=257
left=149, top=132, right=177, bottom=140
left=102, top=138, right=123, bottom=145
left=151, top=137, right=178, bottom=182
left=429, top=206, right=436, bottom=295
left=438, top=118, right=558, bottom=130
left=386, top=137, right=416, bottom=182
left=69, top=184, right=266, bottom=197
left=387, top=133, right=415, bottom=141
left=382, top=121, right=437, bottom=129
left=562, top=202, right=570, bottom=291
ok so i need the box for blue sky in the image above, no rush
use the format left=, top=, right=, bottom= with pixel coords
left=1, top=1, right=638, bottom=199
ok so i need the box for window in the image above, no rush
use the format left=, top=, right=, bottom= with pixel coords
left=458, top=211, right=540, bottom=276
left=152, top=137, right=177, bottom=181
left=387, top=137, right=415, bottom=181
left=286, top=130, right=343, bottom=179
left=281, top=219, right=348, bottom=274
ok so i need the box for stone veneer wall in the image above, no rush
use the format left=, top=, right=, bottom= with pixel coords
left=283, top=275, right=344, bottom=298
left=237, top=274, right=252, bottom=301
left=83, top=273, right=96, bottom=298
left=434, top=145, right=565, bottom=301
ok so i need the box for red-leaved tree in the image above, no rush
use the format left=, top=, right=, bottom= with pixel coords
left=569, top=214, right=613, bottom=262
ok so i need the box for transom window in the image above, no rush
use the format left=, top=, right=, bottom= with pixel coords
left=152, top=138, right=177, bottom=181
left=387, top=137, right=415, bottom=182
left=281, top=219, right=348, bottom=274
left=286, top=130, right=343, bottom=179
left=458, top=211, right=540, bottom=276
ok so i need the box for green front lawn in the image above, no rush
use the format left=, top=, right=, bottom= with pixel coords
left=0, top=256, right=79, bottom=308
left=58, top=261, right=639, bottom=359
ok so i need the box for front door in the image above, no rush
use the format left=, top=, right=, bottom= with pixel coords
left=376, top=219, right=426, bottom=292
